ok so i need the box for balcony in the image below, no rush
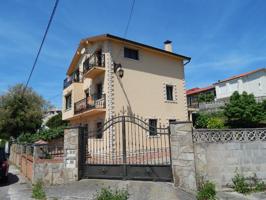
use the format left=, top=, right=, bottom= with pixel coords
left=74, top=94, right=106, bottom=115
left=63, top=70, right=81, bottom=89
left=83, top=53, right=105, bottom=79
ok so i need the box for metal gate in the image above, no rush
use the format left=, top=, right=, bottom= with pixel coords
left=79, top=115, right=172, bottom=181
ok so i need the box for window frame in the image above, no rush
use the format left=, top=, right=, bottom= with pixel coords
left=124, top=47, right=139, bottom=60
left=65, top=93, right=72, bottom=110
left=166, top=85, right=174, bottom=101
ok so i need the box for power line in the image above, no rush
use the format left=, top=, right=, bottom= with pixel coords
left=24, top=0, right=59, bottom=91
left=123, top=0, right=136, bottom=37
left=113, top=0, right=136, bottom=62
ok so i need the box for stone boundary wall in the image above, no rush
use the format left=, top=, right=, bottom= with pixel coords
left=193, top=128, right=266, bottom=189
left=9, top=144, right=65, bottom=185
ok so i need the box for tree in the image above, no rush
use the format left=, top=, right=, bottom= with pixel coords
left=0, top=84, right=50, bottom=139
left=45, top=112, right=67, bottom=129
left=198, top=93, right=215, bottom=103
left=224, top=91, right=266, bottom=128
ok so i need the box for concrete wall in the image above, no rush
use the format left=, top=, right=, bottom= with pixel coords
left=215, top=69, right=266, bottom=99
left=193, top=128, right=266, bottom=189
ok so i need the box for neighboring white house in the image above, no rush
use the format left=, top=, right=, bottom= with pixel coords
left=214, top=68, right=266, bottom=100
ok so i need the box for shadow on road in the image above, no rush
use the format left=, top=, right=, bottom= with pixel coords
left=0, top=173, right=19, bottom=187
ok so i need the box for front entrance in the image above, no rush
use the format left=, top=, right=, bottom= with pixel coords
left=79, top=115, right=172, bottom=181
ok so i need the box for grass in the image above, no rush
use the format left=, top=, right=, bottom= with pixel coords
left=32, top=180, right=46, bottom=200
left=95, top=188, right=129, bottom=200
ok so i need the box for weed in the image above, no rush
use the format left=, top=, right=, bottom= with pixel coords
left=32, top=180, right=46, bottom=200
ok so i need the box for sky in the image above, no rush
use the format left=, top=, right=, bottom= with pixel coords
left=1, top=0, right=266, bottom=108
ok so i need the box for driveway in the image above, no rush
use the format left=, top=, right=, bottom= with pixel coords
left=0, top=165, right=33, bottom=200
left=2, top=165, right=195, bottom=200
left=45, top=179, right=196, bottom=200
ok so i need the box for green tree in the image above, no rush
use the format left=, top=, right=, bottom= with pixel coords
left=45, top=112, right=67, bottom=129
left=224, top=91, right=266, bottom=128
left=0, top=84, right=50, bottom=139
left=198, top=93, right=215, bottom=103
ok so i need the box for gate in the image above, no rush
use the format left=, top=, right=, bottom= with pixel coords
left=79, top=115, right=172, bottom=181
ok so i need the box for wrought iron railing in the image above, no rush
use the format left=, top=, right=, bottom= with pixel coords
left=63, top=70, right=81, bottom=89
left=83, top=53, right=105, bottom=74
left=74, top=94, right=106, bottom=114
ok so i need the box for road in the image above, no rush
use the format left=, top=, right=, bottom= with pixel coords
left=0, top=165, right=33, bottom=200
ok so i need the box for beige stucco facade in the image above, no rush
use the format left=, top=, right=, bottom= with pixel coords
left=62, top=34, right=189, bottom=130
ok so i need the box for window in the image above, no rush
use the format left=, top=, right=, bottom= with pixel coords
left=169, top=119, right=176, bottom=124
left=65, top=93, right=72, bottom=110
left=149, top=119, right=157, bottom=136
left=124, top=47, right=139, bottom=60
left=166, top=85, right=174, bottom=101
left=96, top=122, right=103, bottom=139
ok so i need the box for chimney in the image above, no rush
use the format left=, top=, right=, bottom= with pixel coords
left=164, top=40, right=172, bottom=52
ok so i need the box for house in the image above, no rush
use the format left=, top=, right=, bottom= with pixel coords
left=186, top=85, right=216, bottom=120
left=62, top=34, right=191, bottom=130
left=215, top=68, right=266, bottom=100
left=42, top=108, right=61, bottom=128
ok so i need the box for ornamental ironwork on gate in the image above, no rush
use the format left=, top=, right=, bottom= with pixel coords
left=79, top=115, right=172, bottom=181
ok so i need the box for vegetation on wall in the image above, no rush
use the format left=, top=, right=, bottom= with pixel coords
left=224, top=91, right=266, bottom=128
left=194, top=91, right=266, bottom=129
left=17, top=127, right=65, bottom=144
left=198, top=93, right=215, bottom=103
left=0, top=84, right=50, bottom=139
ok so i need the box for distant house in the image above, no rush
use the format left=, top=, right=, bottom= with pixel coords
left=42, top=108, right=61, bottom=128
left=214, top=68, right=266, bottom=100
left=186, top=85, right=215, bottom=120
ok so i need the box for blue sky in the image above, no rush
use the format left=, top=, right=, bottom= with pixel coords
left=1, top=0, right=266, bottom=108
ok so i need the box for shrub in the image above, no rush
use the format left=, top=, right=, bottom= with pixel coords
left=207, top=117, right=224, bottom=129
left=232, top=173, right=250, bottom=194
left=197, top=181, right=216, bottom=200
left=224, top=91, right=266, bottom=128
left=17, top=126, right=65, bottom=144
left=95, top=188, right=128, bottom=200
left=32, top=180, right=46, bottom=200
left=195, top=114, right=209, bottom=129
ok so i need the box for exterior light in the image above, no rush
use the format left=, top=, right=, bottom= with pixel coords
left=114, top=63, right=124, bottom=78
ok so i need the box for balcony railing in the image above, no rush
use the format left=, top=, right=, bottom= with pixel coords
left=74, top=94, right=106, bottom=114
left=63, top=70, right=81, bottom=89
left=83, top=53, right=105, bottom=75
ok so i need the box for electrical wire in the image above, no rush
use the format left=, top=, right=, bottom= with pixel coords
left=24, top=0, right=59, bottom=92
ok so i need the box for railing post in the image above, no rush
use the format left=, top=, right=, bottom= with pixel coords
left=122, top=116, right=127, bottom=179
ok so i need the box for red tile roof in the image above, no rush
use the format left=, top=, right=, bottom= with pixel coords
left=186, top=85, right=215, bottom=95
left=215, top=68, right=265, bottom=84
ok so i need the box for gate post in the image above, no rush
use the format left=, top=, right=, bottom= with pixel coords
left=169, top=122, right=197, bottom=192
left=63, top=126, right=82, bottom=182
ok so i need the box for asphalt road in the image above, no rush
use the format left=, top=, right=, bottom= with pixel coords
left=0, top=165, right=33, bottom=200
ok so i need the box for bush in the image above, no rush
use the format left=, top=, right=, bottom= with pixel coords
left=197, top=181, right=216, bottom=200
left=207, top=117, right=224, bottom=129
left=195, top=114, right=209, bottom=129
left=95, top=188, right=128, bottom=200
left=17, top=126, right=65, bottom=144
left=32, top=180, right=46, bottom=200
left=232, top=173, right=250, bottom=194
left=231, top=172, right=265, bottom=194
left=224, top=91, right=266, bottom=128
